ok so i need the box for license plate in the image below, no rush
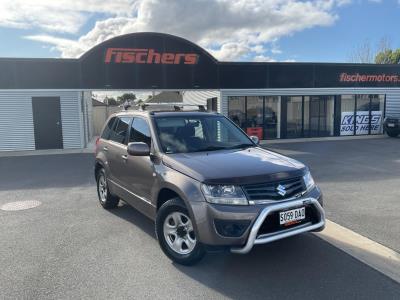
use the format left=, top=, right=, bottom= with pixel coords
left=279, top=207, right=305, bottom=225
left=387, top=123, right=395, bottom=128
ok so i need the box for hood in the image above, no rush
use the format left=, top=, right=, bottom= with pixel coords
left=162, top=147, right=306, bottom=185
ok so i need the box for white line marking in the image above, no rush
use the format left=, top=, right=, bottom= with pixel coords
left=0, top=200, right=42, bottom=211
left=316, top=220, right=400, bottom=283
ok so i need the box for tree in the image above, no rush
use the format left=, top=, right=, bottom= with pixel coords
left=117, top=93, right=136, bottom=104
left=348, top=40, right=374, bottom=63
left=104, top=96, right=118, bottom=106
left=375, top=49, right=400, bottom=64
left=348, top=37, right=392, bottom=63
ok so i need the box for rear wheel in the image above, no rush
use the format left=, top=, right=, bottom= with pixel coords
left=156, top=198, right=205, bottom=265
left=96, top=168, right=119, bottom=209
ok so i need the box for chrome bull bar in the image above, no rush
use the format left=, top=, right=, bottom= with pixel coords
left=230, top=197, right=325, bottom=254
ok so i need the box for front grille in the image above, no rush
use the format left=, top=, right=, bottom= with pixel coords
left=242, top=177, right=306, bottom=201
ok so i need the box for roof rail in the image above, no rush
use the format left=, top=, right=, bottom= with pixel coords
left=138, top=103, right=206, bottom=112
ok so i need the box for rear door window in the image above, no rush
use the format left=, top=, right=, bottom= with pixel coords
left=101, top=117, right=116, bottom=140
left=109, top=117, right=132, bottom=144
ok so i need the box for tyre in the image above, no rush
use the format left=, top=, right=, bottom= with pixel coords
left=156, top=198, right=205, bottom=265
left=96, top=168, right=119, bottom=209
left=386, top=130, right=399, bottom=138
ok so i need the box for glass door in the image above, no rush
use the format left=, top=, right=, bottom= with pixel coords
left=263, top=96, right=279, bottom=139
left=308, top=96, right=334, bottom=137
left=286, top=96, right=303, bottom=138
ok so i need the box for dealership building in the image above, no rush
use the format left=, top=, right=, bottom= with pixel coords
left=0, top=32, right=399, bottom=152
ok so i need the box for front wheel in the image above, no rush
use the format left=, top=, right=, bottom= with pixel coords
left=156, top=198, right=205, bottom=265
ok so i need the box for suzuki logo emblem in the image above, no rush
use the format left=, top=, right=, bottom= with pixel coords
left=276, top=184, right=287, bottom=196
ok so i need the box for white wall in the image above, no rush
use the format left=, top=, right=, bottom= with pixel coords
left=182, top=91, right=220, bottom=106
left=0, top=90, right=83, bottom=151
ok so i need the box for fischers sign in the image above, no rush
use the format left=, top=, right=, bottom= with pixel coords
left=79, top=32, right=219, bottom=89
left=340, top=111, right=382, bottom=135
left=104, top=48, right=199, bottom=65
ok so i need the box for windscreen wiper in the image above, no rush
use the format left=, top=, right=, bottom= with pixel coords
left=228, top=143, right=255, bottom=149
left=194, top=146, right=228, bottom=152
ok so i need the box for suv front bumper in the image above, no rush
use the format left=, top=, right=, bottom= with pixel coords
left=230, top=197, right=325, bottom=254
left=191, top=185, right=325, bottom=250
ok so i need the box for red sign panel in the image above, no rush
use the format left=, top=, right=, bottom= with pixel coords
left=246, top=127, right=263, bottom=140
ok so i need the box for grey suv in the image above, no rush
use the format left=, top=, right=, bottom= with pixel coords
left=95, top=108, right=325, bottom=265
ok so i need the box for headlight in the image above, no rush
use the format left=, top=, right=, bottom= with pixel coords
left=303, top=171, right=315, bottom=191
left=201, top=184, right=248, bottom=205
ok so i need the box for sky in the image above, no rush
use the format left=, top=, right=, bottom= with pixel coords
left=0, top=0, right=399, bottom=63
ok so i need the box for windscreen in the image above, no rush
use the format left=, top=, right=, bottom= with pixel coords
left=154, top=115, right=254, bottom=154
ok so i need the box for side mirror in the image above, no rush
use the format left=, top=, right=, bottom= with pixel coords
left=250, top=135, right=259, bottom=145
left=127, top=142, right=150, bottom=156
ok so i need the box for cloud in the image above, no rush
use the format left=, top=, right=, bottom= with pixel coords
left=24, top=35, right=84, bottom=56
left=208, top=43, right=252, bottom=61
left=0, top=0, right=136, bottom=33
left=19, top=0, right=348, bottom=61
left=253, top=55, right=276, bottom=62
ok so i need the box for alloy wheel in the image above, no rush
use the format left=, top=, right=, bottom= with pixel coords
left=163, top=212, right=196, bottom=255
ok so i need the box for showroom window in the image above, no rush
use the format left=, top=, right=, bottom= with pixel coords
left=228, top=96, right=280, bottom=139
left=264, top=96, right=279, bottom=139
left=340, top=94, right=385, bottom=136
left=340, top=95, right=356, bottom=136
left=308, top=96, right=334, bottom=137
left=286, top=96, right=303, bottom=138
left=246, top=96, right=263, bottom=139
left=228, top=96, right=246, bottom=129
left=356, top=95, right=371, bottom=135
left=369, top=95, right=385, bottom=135
left=228, top=94, right=385, bottom=139
left=285, top=95, right=334, bottom=138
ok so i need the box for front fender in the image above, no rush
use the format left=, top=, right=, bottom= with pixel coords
left=154, top=166, right=205, bottom=237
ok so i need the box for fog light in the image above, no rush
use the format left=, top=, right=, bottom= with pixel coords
left=214, top=219, right=251, bottom=237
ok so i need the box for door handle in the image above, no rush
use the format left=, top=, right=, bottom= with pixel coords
left=121, top=155, right=128, bottom=160
left=103, top=147, right=108, bottom=152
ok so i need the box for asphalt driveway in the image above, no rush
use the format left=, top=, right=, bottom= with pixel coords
left=0, top=145, right=399, bottom=299
left=267, top=136, right=400, bottom=253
